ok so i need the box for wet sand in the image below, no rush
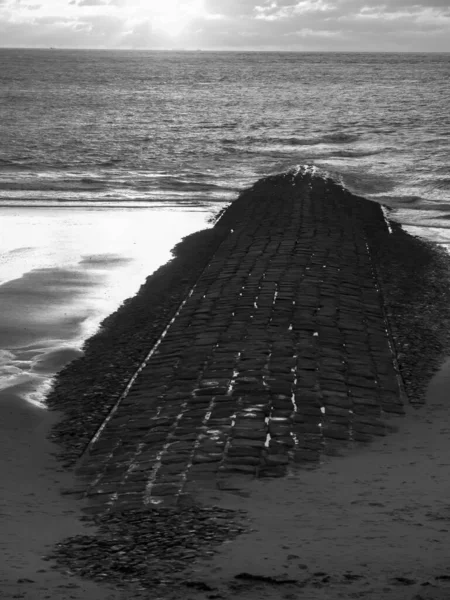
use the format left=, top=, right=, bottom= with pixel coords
left=0, top=205, right=212, bottom=406
left=0, top=389, right=124, bottom=599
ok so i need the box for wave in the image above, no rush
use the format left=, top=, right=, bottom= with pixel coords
left=100, top=158, right=123, bottom=167
left=419, top=176, right=450, bottom=190
left=199, top=122, right=239, bottom=130
left=0, top=181, right=107, bottom=192
left=278, top=164, right=405, bottom=206
left=331, top=149, right=385, bottom=158
left=0, top=173, right=232, bottom=194
left=0, top=156, right=126, bottom=171
left=321, top=132, right=361, bottom=144
left=0, top=157, right=34, bottom=170
left=222, top=132, right=362, bottom=148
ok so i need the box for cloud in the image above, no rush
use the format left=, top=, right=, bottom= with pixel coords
left=204, top=0, right=258, bottom=17
left=255, top=0, right=334, bottom=20
left=0, top=0, right=449, bottom=49
left=74, top=0, right=109, bottom=5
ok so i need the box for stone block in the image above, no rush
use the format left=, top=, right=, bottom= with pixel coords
left=233, top=428, right=267, bottom=440
left=259, top=465, right=287, bottom=478
left=293, top=422, right=321, bottom=435
left=187, top=462, right=219, bottom=474
left=228, top=444, right=262, bottom=458
left=269, top=422, right=292, bottom=437
left=148, top=483, right=180, bottom=497
left=322, top=391, right=352, bottom=408
left=381, top=403, right=405, bottom=415
left=227, top=456, right=261, bottom=466
left=292, top=449, right=320, bottom=463
left=320, top=380, right=348, bottom=393
left=296, top=436, right=323, bottom=451
left=263, top=454, right=289, bottom=466
left=295, top=405, right=322, bottom=417
left=192, top=453, right=223, bottom=464
left=322, top=424, right=349, bottom=440
left=353, top=422, right=386, bottom=437
left=347, top=375, right=377, bottom=389
left=272, top=398, right=294, bottom=410
left=325, top=405, right=351, bottom=418
left=352, top=404, right=381, bottom=417
left=218, top=464, right=257, bottom=475
left=229, top=438, right=265, bottom=448
left=157, top=461, right=188, bottom=476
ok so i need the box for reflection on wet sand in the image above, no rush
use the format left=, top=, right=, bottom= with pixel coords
left=0, top=204, right=216, bottom=407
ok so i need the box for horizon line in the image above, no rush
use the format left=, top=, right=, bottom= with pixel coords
left=0, top=47, right=449, bottom=54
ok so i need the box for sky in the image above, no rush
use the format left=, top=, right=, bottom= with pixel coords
left=0, top=0, right=449, bottom=51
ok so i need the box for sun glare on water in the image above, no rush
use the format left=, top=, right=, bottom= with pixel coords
left=147, top=0, right=205, bottom=36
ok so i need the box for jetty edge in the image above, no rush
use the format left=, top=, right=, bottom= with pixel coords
left=45, top=170, right=450, bottom=590
left=46, top=169, right=450, bottom=470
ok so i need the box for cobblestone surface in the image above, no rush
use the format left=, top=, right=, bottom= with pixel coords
left=75, top=171, right=404, bottom=513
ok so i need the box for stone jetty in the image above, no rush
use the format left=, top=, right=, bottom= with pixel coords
left=71, top=169, right=408, bottom=514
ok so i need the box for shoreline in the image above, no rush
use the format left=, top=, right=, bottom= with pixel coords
left=3, top=170, right=450, bottom=599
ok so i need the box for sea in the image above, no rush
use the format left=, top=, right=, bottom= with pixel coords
left=0, top=49, right=449, bottom=406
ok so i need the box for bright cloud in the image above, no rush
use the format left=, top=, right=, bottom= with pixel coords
left=0, top=0, right=449, bottom=50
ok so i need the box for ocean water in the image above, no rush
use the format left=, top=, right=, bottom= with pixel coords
left=0, top=49, right=449, bottom=405
left=1, top=50, right=449, bottom=231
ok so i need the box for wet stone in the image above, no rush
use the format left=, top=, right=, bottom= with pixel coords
left=272, top=398, right=294, bottom=410
left=292, top=449, right=320, bottom=463
left=293, top=422, right=322, bottom=435
left=322, top=424, right=349, bottom=441
left=187, top=462, right=219, bottom=475
left=322, top=391, right=352, bottom=408
left=263, top=454, right=289, bottom=467
left=268, top=423, right=292, bottom=437
left=269, top=437, right=295, bottom=451
left=353, top=422, right=386, bottom=436
left=296, top=435, right=323, bottom=451
left=233, top=428, right=267, bottom=441
left=219, top=464, right=257, bottom=475
left=229, top=438, right=265, bottom=448
left=54, top=173, right=410, bottom=517
left=147, top=484, right=180, bottom=497
left=382, top=403, right=405, bottom=415
left=228, top=444, right=262, bottom=458
left=321, top=380, right=348, bottom=393
left=226, top=456, right=261, bottom=466
left=325, top=405, right=352, bottom=418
